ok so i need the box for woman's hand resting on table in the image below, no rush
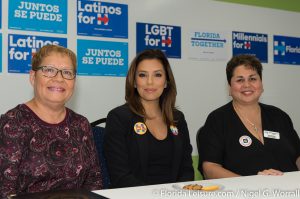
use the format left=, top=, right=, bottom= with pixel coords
left=257, top=169, right=283, bottom=176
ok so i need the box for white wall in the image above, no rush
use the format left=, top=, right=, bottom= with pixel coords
left=1, top=0, right=300, bottom=154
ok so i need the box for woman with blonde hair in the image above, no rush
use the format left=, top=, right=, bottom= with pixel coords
left=0, top=45, right=102, bottom=198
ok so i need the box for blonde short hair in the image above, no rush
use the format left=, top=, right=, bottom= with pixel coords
left=31, top=45, right=77, bottom=71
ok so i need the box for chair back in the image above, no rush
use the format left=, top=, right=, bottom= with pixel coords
left=196, top=126, right=202, bottom=152
left=196, top=126, right=205, bottom=179
left=91, top=118, right=110, bottom=189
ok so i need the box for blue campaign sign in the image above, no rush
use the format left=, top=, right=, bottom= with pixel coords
left=0, top=34, right=2, bottom=73
left=232, top=31, right=268, bottom=63
left=8, top=34, right=67, bottom=73
left=274, top=35, right=300, bottom=65
left=0, top=0, right=2, bottom=29
left=136, top=22, right=181, bottom=59
left=77, top=39, right=128, bottom=76
left=77, top=0, right=128, bottom=38
left=8, top=0, right=67, bottom=34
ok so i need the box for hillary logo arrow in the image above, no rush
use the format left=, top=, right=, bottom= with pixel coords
left=97, top=14, right=109, bottom=25
left=162, top=37, right=172, bottom=47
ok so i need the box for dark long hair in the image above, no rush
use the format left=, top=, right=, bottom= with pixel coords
left=125, top=49, right=177, bottom=125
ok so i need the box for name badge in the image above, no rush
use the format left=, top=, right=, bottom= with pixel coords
left=263, top=130, right=280, bottom=139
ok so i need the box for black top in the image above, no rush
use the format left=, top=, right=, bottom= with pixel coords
left=198, top=102, right=300, bottom=176
left=104, top=104, right=194, bottom=188
left=147, top=132, right=173, bottom=185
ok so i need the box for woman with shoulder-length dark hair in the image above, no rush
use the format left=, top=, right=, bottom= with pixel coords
left=104, top=49, right=194, bottom=188
left=125, top=49, right=177, bottom=125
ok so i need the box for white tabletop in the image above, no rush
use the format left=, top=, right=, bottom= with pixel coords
left=93, top=171, right=300, bottom=199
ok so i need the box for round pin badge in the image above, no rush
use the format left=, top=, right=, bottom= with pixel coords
left=239, top=135, right=252, bottom=147
left=134, top=122, right=147, bottom=135
left=170, top=125, right=178, bottom=135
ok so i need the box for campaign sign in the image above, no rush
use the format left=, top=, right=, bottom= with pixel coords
left=0, top=0, right=2, bottom=29
left=188, top=30, right=229, bottom=61
left=77, top=39, right=128, bottom=76
left=136, top=22, right=181, bottom=58
left=0, top=34, right=2, bottom=73
left=77, top=0, right=128, bottom=38
left=8, top=34, right=67, bottom=73
left=232, top=31, right=268, bottom=63
left=274, top=35, right=300, bottom=65
left=8, top=0, right=67, bottom=34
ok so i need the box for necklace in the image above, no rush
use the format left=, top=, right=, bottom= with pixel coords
left=233, top=103, right=260, bottom=133
left=244, top=118, right=258, bottom=132
left=233, top=103, right=264, bottom=144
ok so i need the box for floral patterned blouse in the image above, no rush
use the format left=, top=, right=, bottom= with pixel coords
left=0, top=104, right=102, bottom=198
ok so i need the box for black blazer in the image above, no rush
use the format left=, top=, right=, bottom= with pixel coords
left=103, top=104, right=194, bottom=188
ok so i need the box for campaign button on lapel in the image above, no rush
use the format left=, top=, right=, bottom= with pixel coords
left=239, top=135, right=252, bottom=147
left=134, top=122, right=147, bottom=135
left=170, top=125, right=178, bottom=135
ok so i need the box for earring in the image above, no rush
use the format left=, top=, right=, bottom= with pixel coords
left=134, top=83, right=137, bottom=88
left=164, top=83, right=167, bottom=88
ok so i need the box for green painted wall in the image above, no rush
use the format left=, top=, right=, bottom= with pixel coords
left=192, top=155, right=203, bottom=180
left=216, top=0, right=300, bottom=13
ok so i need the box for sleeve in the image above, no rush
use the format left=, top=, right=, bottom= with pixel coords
left=282, top=112, right=300, bottom=160
left=81, top=118, right=103, bottom=190
left=177, top=112, right=194, bottom=181
left=103, top=109, right=145, bottom=188
left=0, top=114, right=23, bottom=198
left=198, top=111, right=225, bottom=173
